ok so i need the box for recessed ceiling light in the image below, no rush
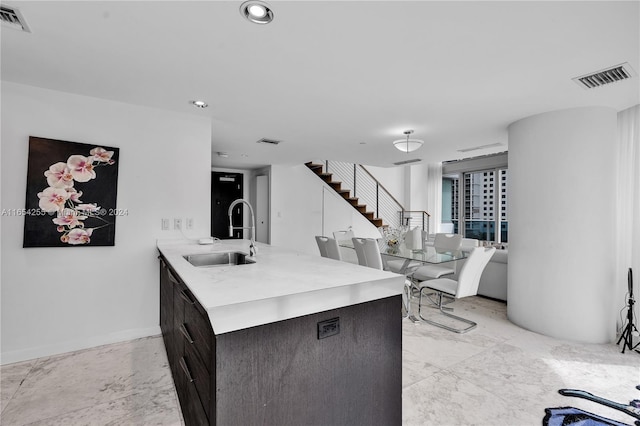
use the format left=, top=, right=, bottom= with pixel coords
left=249, top=5, right=266, bottom=18
left=240, top=1, right=274, bottom=24
left=190, top=100, right=208, bottom=108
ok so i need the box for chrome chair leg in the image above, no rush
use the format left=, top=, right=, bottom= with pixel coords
left=409, top=274, right=454, bottom=309
left=402, top=280, right=411, bottom=318
left=421, top=291, right=454, bottom=311
left=418, top=288, right=477, bottom=333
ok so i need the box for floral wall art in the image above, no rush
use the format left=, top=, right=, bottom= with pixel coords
left=23, top=137, right=120, bottom=247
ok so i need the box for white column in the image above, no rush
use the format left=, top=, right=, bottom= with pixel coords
left=507, top=106, right=617, bottom=343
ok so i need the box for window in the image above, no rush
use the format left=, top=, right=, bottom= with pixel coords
left=441, top=153, right=508, bottom=243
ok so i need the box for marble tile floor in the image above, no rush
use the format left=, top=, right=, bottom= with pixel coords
left=1, top=296, right=638, bottom=426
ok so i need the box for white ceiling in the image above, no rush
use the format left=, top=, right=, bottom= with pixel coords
left=2, top=1, right=639, bottom=169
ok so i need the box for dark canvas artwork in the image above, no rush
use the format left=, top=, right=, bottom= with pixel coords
left=23, top=137, right=120, bottom=247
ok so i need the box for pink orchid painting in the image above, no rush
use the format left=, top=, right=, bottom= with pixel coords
left=23, top=137, right=120, bottom=247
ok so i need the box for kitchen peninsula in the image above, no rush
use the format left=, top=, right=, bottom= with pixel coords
left=157, top=239, right=403, bottom=426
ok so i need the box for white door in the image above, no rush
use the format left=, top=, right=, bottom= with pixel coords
left=256, top=175, right=269, bottom=244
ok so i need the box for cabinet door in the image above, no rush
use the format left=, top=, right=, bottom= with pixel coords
left=160, top=256, right=214, bottom=426
left=177, top=356, right=209, bottom=426
left=159, top=258, right=176, bottom=371
left=173, top=280, right=211, bottom=425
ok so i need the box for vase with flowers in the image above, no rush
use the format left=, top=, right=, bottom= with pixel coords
left=379, top=226, right=407, bottom=254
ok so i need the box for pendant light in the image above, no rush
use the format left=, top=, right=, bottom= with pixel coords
left=393, top=130, right=423, bottom=153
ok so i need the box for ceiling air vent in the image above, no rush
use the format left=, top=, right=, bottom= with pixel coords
left=572, top=63, right=635, bottom=89
left=256, top=138, right=281, bottom=145
left=393, top=158, right=422, bottom=166
left=457, top=143, right=503, bottom=153
left=1, top=5, right=30, bottom=32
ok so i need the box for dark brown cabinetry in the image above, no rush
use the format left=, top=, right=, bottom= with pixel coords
left=160, top=256, right=212, bottom=426
left=159, top=255, right=402, bottom=426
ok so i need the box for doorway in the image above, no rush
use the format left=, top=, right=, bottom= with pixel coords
left=211, top=172, right=243, bottom=239
left=255, top=174, right=269, bottom=243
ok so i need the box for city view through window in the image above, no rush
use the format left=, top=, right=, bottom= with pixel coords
left=442, top=168, right=508, bottom=243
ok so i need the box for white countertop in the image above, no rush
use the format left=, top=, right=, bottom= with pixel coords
left=157, top=239, right=404, bottom=334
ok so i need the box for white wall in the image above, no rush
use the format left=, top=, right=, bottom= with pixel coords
left=366, top=165, right=406, bottom=208
left=1, top=83, right=211, bottom=364
left=406, top=164, right=427, bottom=212
left=270, top=164, right=381, bottom=256
left=507, top=106, right=617, bottom=344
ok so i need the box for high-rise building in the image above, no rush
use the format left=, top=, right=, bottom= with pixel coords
left=443, top=169, right=508, bottom=242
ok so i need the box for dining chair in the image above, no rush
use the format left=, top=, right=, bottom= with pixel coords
left=315, top=236, right=342, bottom=261
left=411, top=233, right=463, bottom=280
left=351, top=238, right=413, bottom=318
left=417, top=246, right=495, bottom=333
left=332, top=229, right=355, bottom=243
left=351, top=237, right=384, bottom=270
left=440, top=223, right=455, bottom=233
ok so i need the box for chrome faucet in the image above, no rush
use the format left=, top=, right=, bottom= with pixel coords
left=228, top=198, right=256, bottom=257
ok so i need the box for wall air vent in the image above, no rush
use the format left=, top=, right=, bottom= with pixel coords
left=393, top=158, right=422, bottom=166
left=572, top=63, right=635, bottom=89
left=1, top=5, right=30, bottom=32
left=457, top=143, right=503, bottom=153
left=256, top=138, right=281, bottom=145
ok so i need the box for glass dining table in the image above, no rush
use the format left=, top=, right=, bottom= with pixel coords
left=338, top=239, right=468, bottom=273
left=380, top=242, right=467, bottom=273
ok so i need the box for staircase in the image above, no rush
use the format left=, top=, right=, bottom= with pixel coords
left=305, top=162, right=385, bottom=227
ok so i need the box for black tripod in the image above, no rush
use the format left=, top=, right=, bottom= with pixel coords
left=617, top=268, right=639, bottom=354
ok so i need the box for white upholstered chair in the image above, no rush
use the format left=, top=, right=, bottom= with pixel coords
left=315, top=236, right=342, bottom=261
left=433, top=233, right=463, bottom=251
left=440, top=222, right=455, bottom=233
left=417, top=247, right=495, bottom=333
left=332, top=230, right=359, bottom=264
left=411, top=233, right=463, bottom=281
left=351, top=237, right=384, bottom=270
left=350, top=238, right=413, bottom=318
left=332, top=229, right=355, bottom=243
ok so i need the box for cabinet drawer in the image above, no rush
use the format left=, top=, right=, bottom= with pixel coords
left=183, top=341, right=211, bottom=421
left=177, top=356, right=209, bottom=426
left=183, top=300, right=213, bottom=368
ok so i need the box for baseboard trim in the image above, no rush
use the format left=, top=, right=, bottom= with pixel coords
left=0, top=326, right=161, bottom=365
left=477, top=294, right=507, bottom=303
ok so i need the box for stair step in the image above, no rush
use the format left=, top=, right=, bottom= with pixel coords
left=370, top=218, right=384, bottom=227
left=318, top=173, right=333, bottom=182
left=304, top=162, right=324, bottom=174
left=328, top=181, right=342, bottom=191
left=305, top=162, right=386, bottom=229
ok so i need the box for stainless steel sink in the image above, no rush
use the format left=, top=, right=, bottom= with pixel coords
left=183, top=252, right=256, bottom=267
